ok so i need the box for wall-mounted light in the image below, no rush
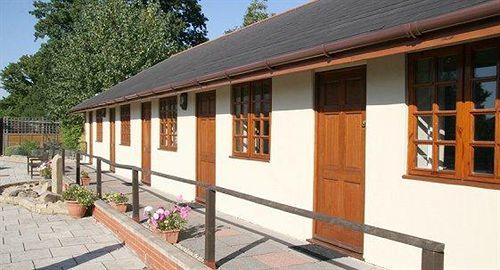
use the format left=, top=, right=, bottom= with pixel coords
left=180, top=93, right=188, bottom=110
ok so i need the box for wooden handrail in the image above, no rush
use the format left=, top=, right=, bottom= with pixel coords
left=70, top=151, right=445, bottom=270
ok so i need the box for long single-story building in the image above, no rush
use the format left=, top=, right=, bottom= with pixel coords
left=72, top=0, right=500, bottom=269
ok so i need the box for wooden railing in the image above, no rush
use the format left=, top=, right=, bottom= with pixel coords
left=62, top=150, right=445, bottom=270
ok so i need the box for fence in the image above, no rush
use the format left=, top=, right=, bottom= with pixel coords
left=1, top=117, right=61, bottom=154
left=64, top=150, right=445, bottom=270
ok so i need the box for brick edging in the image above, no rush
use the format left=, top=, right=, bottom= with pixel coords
left=93, top=200, right=210, bottom=270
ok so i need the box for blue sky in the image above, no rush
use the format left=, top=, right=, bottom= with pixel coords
left=0, top=0, right=308, bottom=97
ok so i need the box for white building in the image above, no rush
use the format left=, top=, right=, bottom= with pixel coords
left=73, top=1, right=500, bottom=269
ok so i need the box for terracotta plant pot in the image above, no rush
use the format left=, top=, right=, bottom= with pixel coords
left=110, top=202, right=128, bottom=213
left=66, top=201, right=88, bottom=218
left=81, top=177, right=91, bottom=186
left=152, top=226, right=180, bottom=244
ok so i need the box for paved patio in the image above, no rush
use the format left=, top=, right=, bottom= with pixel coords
left=59, top=158, right=383, bottom=270
left=0, top=203, right=146, bottom=270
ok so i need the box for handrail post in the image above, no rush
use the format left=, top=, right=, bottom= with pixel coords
left=422, top=249, right=444, bottom=270
left=204, top=187, right=216, bottom=269
left=96, top=158, right=102, bottom=198
left=76, top=152, right=81, bottom=185
left=132, top=169, right=139, bottom=222
left=61, top=148, right=65, bottom=176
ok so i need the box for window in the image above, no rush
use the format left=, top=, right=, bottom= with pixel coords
left=159, top=96, right=177, bottom=151
left=96, top=109, right=105, bottom=142
left=120, top=104, right=130, bottom=146
left=232, top=79, right=271, bottom=160
left=407, top=38, right=500, bottom=186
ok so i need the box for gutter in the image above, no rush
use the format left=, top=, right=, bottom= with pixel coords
left=72, top=0, right=500, bottom=112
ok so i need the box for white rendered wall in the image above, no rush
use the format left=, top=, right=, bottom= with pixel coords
left=363, top=54, right=500, bottom=270
left=215, top=72, right=316, bottom=240
left=91, top=108, right=111, bottom=171
left=114, top=102, right=142, bottom=179
left=150, top=93, right=197, bottom=201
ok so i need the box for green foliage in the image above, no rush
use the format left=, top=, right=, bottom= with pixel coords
left=4, top=141, right=40, bottom=156
left=61, top=120, right=83, bottom=150
left=103, top=192, right=129, bottom=204
left=81, top=170, right=89, bottom=178
left=1, top=0, right=208, bottom=136
left=62, top=185, right=97, bottom=207
left=225, top=0, right=273, bottom=34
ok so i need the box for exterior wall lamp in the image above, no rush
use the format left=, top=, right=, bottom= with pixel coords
left=180, top=93, right=188, bottom=110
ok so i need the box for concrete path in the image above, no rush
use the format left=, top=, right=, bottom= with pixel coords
left=59, top=159, right=383, bottom=270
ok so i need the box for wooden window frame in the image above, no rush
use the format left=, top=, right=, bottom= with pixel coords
left=407, top=38, right=500, bottom=188
left=96, top=109, right=105, bottom=142
left=231, top=79, right=271, bottom=161
left=120, top=104, right=131, bottom=146
left=159, top=96, right=178, bottom=151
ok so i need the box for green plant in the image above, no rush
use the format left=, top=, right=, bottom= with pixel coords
left=62, top=185, right=97, bottom=207
left=4, top=141, right=40, bottom=156
left=103, top=192, right=128, bottom=204
left=81, top=170, right=89, bottom=178
left=39, top=161, right=52, bottom=179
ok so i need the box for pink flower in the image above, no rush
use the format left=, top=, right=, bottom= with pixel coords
left=153, top=213, right=159, bottom=220
left=156, top=208, right=165, bottom=215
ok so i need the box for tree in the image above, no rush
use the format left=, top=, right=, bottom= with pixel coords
left=31, top=0, right=208, bottom=46
left=225, top=0, right=273, bottom=34
left=1, top=0, right=208, bottom=149
left=0, top=55, right=46, bottom=117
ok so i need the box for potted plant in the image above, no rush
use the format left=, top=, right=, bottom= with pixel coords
left=103, top=192, right=129, bottom=213
left=62, top=185, right=97, bottom=218
left=39, top=161, right=52, bottom=179
left=144, top=195, right=191, bottom=244
left=81, top=170, right=91, bottom=186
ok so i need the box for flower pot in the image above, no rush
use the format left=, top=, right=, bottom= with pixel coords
left=151, top=226, right=180, bottom=244
left=110, top=202, right=128, bottom=213
left=81, top=177, right=91, bottom=186
left=66, top=201, right=88, bottom=218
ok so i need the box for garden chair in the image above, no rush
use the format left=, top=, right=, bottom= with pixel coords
left=27, top=147, right=50, bottom=179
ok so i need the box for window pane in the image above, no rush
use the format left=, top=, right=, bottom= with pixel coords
left=416, top=144, right=432, bottom=169
left=438, top=116, right=456, bottom=141
left=235, top=138, right=241, bottom=152
left=254, top=101, right=261, bottom=115
left=416, top=87, right=433, bottom=111
left=263, top=102, right=271, bottom=117
left=263, top=83, right=271, bottom=100
left=437, top=55, right=458, bottom=81
left=235, top=104, right=241, bottom=117
left=417, top=116, right=433, bottom=140
left=263, top=139, right=270, bottom=154
left=242, top=137, right=248, bottom=153
left=254, top=121, right=260, bottom=135
left=437, top=85, right=456, bottom=110
left=242, top=103, right=249, bottom=116
left=473, top=147, right=494, bottom=174
left=242, top=86, right=249, bottom=102
left=234, top=88, right=241, bottom=102
left=474, top=47, right=497, bottom=78
left=473, top=81, right=496, bottom=109
left=235, top=121, right=241, bottom=135
left=254, top=82, right=262, bottom=102
left=438, top=145, right=455, bottom=171
left=263, top=121, right=270, bottom=136
left=254, top=138, right=260, bottom=154
left=415, top=58, right=432, bottom=83
left=474, top=114, right=495, bottom=141
left=242, top=120, right=248, bottom=136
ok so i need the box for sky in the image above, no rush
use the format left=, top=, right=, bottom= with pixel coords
left=0, top=0, right=308, bottom=98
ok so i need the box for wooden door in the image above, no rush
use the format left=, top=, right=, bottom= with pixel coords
left=196, top=91, right=216, bottom=203
left=314, top=66, right=366, bottom=254
left=109, top=108, right=116, bottom=172
left=88, top=111, right=93, bottom=165
left=141, top=102, right=152, bottom=185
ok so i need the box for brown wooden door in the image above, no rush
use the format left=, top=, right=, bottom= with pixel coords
left=314, top=66, right=366, bottom=254
left=141, top=102, right=152, bottom=185
left=88, top=111, right=93, bottom=165
left=196, top=91, right=216, bottom=203
left=109, top=108, right=116, bottom=172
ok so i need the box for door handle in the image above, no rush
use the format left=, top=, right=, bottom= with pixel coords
left=362, top=120, right=366, bottom=128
